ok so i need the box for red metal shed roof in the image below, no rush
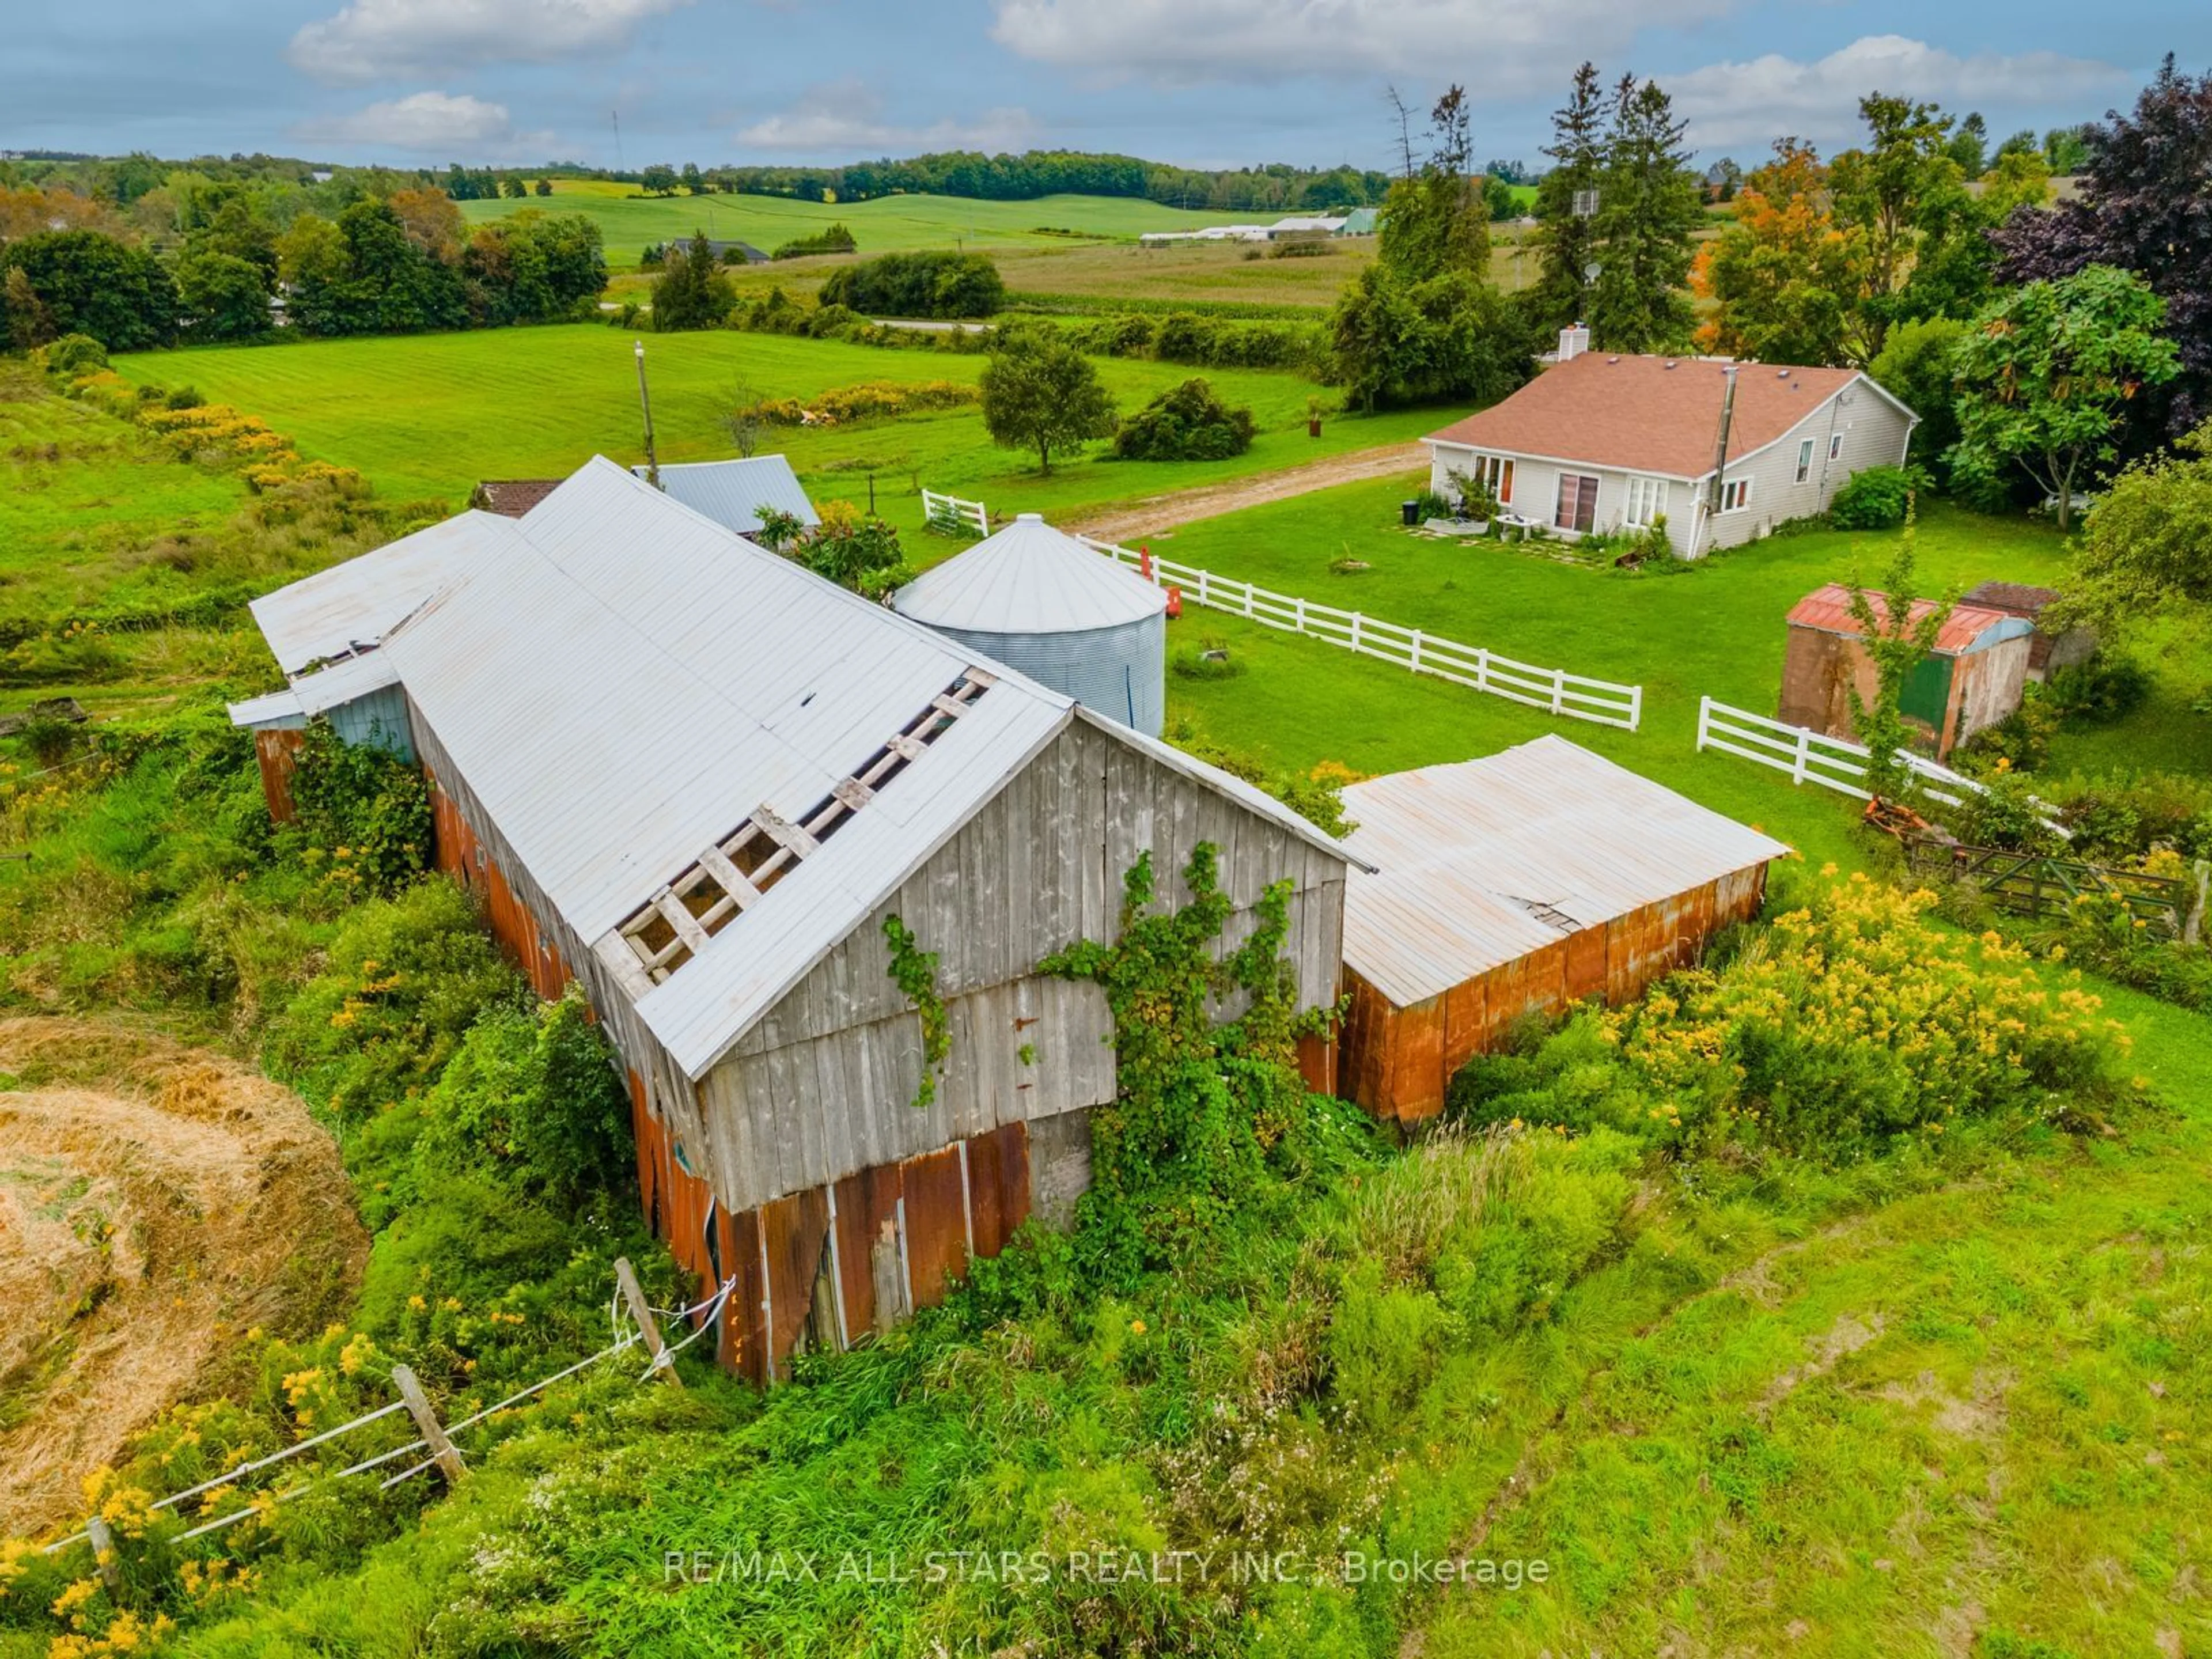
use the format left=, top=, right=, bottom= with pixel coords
left=1960, top=580, right=2062, bottom=618
left=1423, top=353, right=1866, bottom=480
left=1786, top=584, right=2016, bottom=656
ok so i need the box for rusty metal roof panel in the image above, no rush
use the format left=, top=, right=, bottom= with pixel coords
left=1340, top=735, right=1790, bottom=1007
left=1785, top=584, right=2026, bottom=656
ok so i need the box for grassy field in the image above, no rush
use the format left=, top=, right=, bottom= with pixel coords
left=109, top=324, right=1435, bottom=520
left=1150, top=479, right=2212, bottom=873
left=459, top=184, right=1237, bottom=266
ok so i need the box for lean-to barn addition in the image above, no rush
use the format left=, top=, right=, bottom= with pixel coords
left=232, top=459, right=1350, bottom=1381
left=1336, top=737, right=1787, bottom=1123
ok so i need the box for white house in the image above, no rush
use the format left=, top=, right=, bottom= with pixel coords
left=1422, top=331, right=1918, bottom=559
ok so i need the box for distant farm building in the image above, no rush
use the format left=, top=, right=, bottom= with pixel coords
left=639, top=456, right=820, bottom=540
left=1779, top=585, right=2033, bottom=761
left=1960, top=581, right=2097, bottom=682
left=892, top=513, right=1168, bottom=736
left=1336, top=737, right=1787, bottom=1123
left=469, top=479, right=562, bottom=517
left=1422, top=335, right=1918, bottom=558
left=229, top=460, right=1349, bottom=1382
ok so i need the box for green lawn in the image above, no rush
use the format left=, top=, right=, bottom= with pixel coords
left=460, top=185, right=1239, bottom=267
left=109, top=324, right=1434, bottom=521
left=1149, top=480, right=2212, bottom=872
left=0, top=370, right=240, bottom=613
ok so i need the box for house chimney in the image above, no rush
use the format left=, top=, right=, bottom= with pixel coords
left=1558, top=322, right=1590, bottom=362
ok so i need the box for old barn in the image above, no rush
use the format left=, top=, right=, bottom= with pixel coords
left=1336, top=737, right=1787, bottom=1123
left=231, top=459, right=1351, bottom=1381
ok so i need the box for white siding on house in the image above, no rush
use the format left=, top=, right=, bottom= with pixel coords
left=1424, top=378, right=1915, bottom=560
left=1702, top=383, right=1914, bottom=552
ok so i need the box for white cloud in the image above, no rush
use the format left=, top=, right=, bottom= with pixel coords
left=294, top=90, right=553, bottom=155
left=737, top=81, right=1038, bottom=154
left=1672, top=35, right=2127, bottom=150
left=988, top=0, right=1733, bottom=86
left=289, top=0, right=693, bottom=85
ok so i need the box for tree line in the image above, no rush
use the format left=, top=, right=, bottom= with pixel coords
left=1, top=177, right=605, bottom=350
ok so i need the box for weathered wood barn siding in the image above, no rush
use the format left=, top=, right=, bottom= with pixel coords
left=410, top=695, right=1346, bottom=1382
left=1342, top=865, right=1767, bottom=1122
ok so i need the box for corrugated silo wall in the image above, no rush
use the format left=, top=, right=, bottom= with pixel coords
left=929, top=615, right=1166, bottom=737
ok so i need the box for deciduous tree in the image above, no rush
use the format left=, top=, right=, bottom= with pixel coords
left=979, top=328, right=1116, bottom=473
left=1693, top=138, right=1865, bottom=366
left=2062, top=418, right=2212, bottom=640
left=649, top=231, right=736, bottom=331
left=1948, top=264, right=2181, bottom=529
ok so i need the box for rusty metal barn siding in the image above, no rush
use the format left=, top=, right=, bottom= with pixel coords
left=1335, top=737, right=1783, bottom=1123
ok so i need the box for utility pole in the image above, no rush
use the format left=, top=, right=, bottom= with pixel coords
left=1702, top=363, right=1739, bottom=559
left=634, top=339, right=660, bottom=487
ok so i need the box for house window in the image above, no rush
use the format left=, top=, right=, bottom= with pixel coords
left=1623, top=476, right=1668, bottom=528
left=1796, top=439, right=1814, bottom=484
left=1719, top=477, right=1752, bottom=513
left=1829, top=433, right=1844, bottom=461
left=1456, top=451, right=1514, bottom=506
left=1555, top=473, right=1600, bottom=533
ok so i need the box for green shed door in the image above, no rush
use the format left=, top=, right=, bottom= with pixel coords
left=1900, top=653, right=1952, bottom=732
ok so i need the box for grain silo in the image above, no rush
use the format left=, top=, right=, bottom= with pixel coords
left=892, top=513, right=1169, bottom=736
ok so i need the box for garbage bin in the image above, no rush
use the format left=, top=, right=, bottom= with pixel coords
left=1400, top=499, right=1421, bottom=527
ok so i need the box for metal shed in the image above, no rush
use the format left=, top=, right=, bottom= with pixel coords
left=1336, top=736, right=1789, bottom=1123
left=1960, top=581, right=2098, bottom=683
left=892, top=513, right=1169, bottom=736
left=1779, top=584, right=2034, bottom=760
left=641, top=455, right=819, bottom=539
left=234, top=460, right=1350, bottom=1383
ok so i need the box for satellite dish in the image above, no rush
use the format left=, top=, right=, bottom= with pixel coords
left=1583, top=262, right=1601, bottom=283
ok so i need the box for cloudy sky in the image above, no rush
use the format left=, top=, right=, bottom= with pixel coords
left=3, top=0, right=2193, bottom=171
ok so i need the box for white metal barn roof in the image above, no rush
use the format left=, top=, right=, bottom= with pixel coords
left=639, top=456, right=819, bottom=537
left=248, top=511, right=523, bottom=676
left=1340, top=736, right=1790, bottom=1007
left=228, top=651, right=401, bottom=728
left=893, top=513, right=1167, bottom=634
left=254, top=459, right=1344, bottom=1081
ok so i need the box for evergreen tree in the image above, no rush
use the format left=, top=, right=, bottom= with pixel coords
left=650, top=230, right=736, bottom=331
left=1377, top=85, right=1490, bottom=285
left=1529, top=62, right=1606, bottom=334
left=1588, top=76, right=1700, bottom=354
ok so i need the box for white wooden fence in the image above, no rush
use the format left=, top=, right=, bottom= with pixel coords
left=1078, top=536, right=1643, bottom=732
left=1695, top=696, right=2067, bottom=834
left=921, top=488, right=988, bottom=538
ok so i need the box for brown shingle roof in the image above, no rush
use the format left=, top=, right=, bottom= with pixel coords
left=469, top=479, right=563, bottom=518
left=1786, top=584, right=2016, bottom=656
left=1424, top=354, right=1870, bottom=480
left=1960, top=581, right=2061, bottom=618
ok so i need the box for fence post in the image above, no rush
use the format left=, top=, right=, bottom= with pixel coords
left=1409, top=630, right=1423, bottom=673
left=1628, top=684, right=1642, bottom=732
left=391, top=1364, right=466, bottom=1486
left=615, top=1256, right=682, bottom=1387
left=1696, top=695, right=1711, bottom=751
left=1350, top=613, right=1363, bottom=654
left=84, top=1516, right=123, bottom=1594
left=1242, top=581, right=1255, bottom=619
left=1792, top=727, right=1810, bottom=785
left=1294, top=596, right=1306, bottom=633
left=1475, top=647, right=1490, bottom=692
left=1550, top=669, right=1565, bottom=715
left=1198, top=569, right=1211, bottom=608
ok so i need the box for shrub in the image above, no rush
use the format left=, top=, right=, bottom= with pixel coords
left=771, top=222, right=857, bottom=259
left=41, top=331, right=108, bottom=376
left=732, top=378, right=978, bottom=427
left=1171, top=637, right=1245, bottom=680
left=819, top=251, right=1006, bottom=319
left=1828, top=464, right=1925, bottom=529
left=164, top=384, right=203, bottom=411
left=1451, top=874, right=2130, bottom=1156
left=284, top=718, right=433, bottom=897
left=1112, top=377, right=1255, bottom=461
left=2044, top=653, right=2152, bottom=725
left=1168, top=722, right=1359, bottom=836
left=264, top=878, right=525, bottom=1128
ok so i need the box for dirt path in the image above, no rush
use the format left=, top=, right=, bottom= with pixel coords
left=1067, top=440, right=1429, bottom=543
left=0, top=1019, right=366, bottom=1537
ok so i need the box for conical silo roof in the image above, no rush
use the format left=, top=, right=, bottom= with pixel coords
left=893, top=513, right=1166, bottom=634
